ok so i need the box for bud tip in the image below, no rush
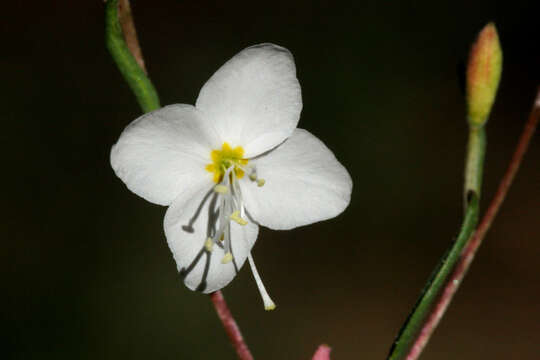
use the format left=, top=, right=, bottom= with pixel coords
left=466, top=22, right=502, bottom=127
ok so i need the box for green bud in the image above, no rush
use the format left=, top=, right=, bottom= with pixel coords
left=466, top=23, right=502, bottom=128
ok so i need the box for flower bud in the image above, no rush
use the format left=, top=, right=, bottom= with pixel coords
left=466, top=23, right=502, bottom=128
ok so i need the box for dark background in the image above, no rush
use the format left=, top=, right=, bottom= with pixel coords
left=3, top=1, right=539, bottom=359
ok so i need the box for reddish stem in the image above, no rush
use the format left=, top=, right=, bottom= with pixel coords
left=117, top=0, right=147, bottom=73
left=312, top=344, right=332, bottom=360
left=209, top=291, right=254, bottom=360
left=406, top=87, right=540, bottom=360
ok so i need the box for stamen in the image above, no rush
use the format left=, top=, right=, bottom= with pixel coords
left=204, top=238, right=214, bottom=252
left=213, top=175, right=231, bottom=245
left=223, top=219, right=232, bottom=258
left=230, top=171, right=246, bottom=219
left=249, top=173, right=257, bottom=181
left=248, top=254, right=276, bottom=311
left=221, top=252, right=233, bottom=264
left=256, top=179, right=265, bottom=187
left=214, top=184, right=228, bottom=193
left=230, top=210, right=248, bottom=225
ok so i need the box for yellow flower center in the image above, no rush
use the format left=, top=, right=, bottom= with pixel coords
left=205, top=142, right=248, bottom=183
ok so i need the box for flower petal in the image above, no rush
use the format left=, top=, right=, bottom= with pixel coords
left=164, top=183, right=259, bottom=293
left=196, top=43, right=302, bottom=158
left=241, top=129, right=352, bottom=230
left=110, top=104, right=220, bottom=206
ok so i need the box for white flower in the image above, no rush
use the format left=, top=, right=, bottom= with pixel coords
left=110, top=44, right=352, bottom=310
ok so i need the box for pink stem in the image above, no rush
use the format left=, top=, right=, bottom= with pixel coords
left=209, top=291, right=254, bottom=360
left=406, top=87, right=540, bottom=360
left=312, top=344, right=332, bottom=360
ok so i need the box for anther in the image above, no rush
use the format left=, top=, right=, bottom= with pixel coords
left=221, top=252, right=233, bottom=264
left=230, top=211, right=248, bottom=225
left=249, top=173, right=257, bottom=181
left=257, top=179, right=265, bottom=187
left=204, top=238, right=214, bottom=252
left=214, top=184, right=228, bottom=193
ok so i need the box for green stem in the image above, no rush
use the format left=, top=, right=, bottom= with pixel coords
left=104, top=4, right=256, bottom=359
left=464, top=127, right=486, bottom=203
left=105, top=0, right=160, bottom=113
left=387, top=127, right=486, bottom=360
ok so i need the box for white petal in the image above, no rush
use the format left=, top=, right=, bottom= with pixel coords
left=241, top=129, right=352, bottom=230
left=196, top=43, right=302, bottom=157
left=110, top=104, right=220, bottom=206
left=164, top=182, right=259, bottom=293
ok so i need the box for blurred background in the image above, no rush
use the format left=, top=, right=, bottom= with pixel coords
left=3, top=0, right=539, bottom=359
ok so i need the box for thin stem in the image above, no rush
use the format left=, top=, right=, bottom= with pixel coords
left=387, top=120, right=486, bottom=360
left=387, top=195, right=480, bottom=360
left=405, top=87, right=540, bottom=360
left=209, top=291, right=254, bottom=360
left=105, top=3, right=253, bottom=359
left=105, top=0, right=160, bottom=113
left=117, top=0, right=147, bottom=73
left=312, top=344, right=332, bottom=360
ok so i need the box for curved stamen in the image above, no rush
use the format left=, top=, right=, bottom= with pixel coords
left=243, top=164, right=265, bottom=188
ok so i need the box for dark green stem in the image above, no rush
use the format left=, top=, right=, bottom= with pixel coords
left=105, top=0, right=160, bottom=113
left=387, top=127, right=486, bottom=360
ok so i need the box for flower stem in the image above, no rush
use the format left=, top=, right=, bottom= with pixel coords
left=404, top=87, right=540, bottom=360
left=386, top=193, right=480, bottom=360
left=105, top=3, right=253, bottom=359
left=209, top=291, right=254, bottom=360
left=105, top=0, right=160, bottom=113
left=312, top=344, right=332, bottom=360
left=464, top=126, right=486, bottom=203
left=388, top=88, right=540, bottom=360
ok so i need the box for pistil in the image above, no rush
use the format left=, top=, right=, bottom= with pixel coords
left=248, top=254, right=276, bottom=311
